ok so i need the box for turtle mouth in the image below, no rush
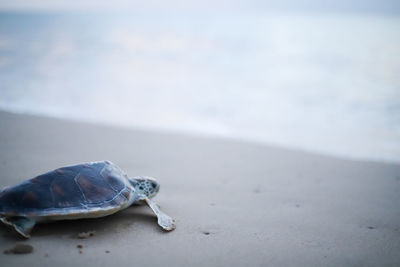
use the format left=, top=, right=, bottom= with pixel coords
left=148, top=184, right=160, bottom=198
left=151, top=182, right=160, bottom=193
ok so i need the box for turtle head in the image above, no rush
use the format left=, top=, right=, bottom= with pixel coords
left=129, top=177, right=160, bottom=199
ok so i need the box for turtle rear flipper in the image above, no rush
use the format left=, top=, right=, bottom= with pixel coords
left=0, top=216, right=36, bottom=238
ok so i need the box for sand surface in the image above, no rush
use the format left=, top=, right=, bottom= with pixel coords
left=0, top=111, right=399, bottom=266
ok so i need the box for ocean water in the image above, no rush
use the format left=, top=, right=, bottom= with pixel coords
left=0, top=12, right=399, bottom=162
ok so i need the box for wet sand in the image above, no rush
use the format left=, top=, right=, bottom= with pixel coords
left=0, top=111, right=399, bottom=266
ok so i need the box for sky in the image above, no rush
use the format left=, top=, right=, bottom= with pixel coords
left=0, top=0, right=399, bottom=14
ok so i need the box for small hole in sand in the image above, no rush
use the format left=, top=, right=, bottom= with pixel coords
left=253, top=189, right=261, bottom=193
left=203, top=231, right=210, bottom=235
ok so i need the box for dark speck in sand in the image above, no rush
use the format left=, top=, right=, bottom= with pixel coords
left=253, top=188, right=261, bottom=194
left=4, top=243, right=33, bottom=254
left=295, top=204, right=301, bottom=208
left=76, top=230, right=96, bottom=239
left=105, top=250, right=110, bottom=253
left=77, top=244, right=84, bottom=254
left=203, top=231, right=210, bottom=235
left=368, top=226, right=375, bottom=230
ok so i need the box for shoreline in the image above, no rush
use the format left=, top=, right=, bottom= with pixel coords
left=0, top=110, right=399, bottom=266
left=0, top=109, right=397, bottom=165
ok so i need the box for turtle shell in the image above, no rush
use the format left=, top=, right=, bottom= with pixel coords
left=0, top=161, right=132, bottom=217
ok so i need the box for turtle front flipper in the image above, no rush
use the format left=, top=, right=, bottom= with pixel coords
left=143, top=198, right=176, bottom=231
left=0, top=216, right=36, bottom=238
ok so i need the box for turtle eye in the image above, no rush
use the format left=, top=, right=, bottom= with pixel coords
left=151, top=183, right=157, bottom=188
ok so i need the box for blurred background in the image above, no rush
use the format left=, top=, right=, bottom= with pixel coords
left=0, top=1, right=399, bottom=162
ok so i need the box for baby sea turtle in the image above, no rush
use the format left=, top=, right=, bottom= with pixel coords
left=0, top=161, right=176, bottom=238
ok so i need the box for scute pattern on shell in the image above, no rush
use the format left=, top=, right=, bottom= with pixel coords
left=0, top=161, right=130, bottom=216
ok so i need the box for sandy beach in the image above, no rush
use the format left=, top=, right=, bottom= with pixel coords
left=0, top=110, right=399, bottom=267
